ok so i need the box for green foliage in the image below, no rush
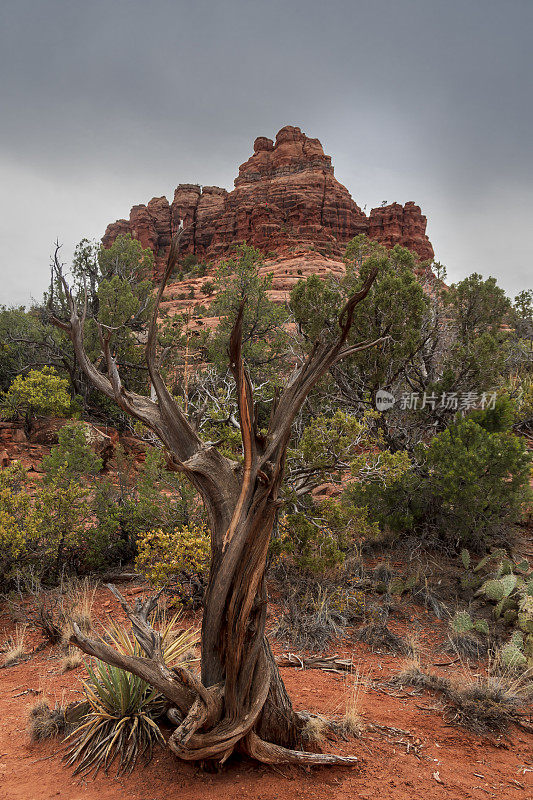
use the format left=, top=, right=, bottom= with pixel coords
left=82, top=447, right=204, bottom=570
left=208, top=245, right=289, bottom=379
left=0, top=462, right=91, bottom=585
left=42, top=423, right=102, bottom=483
left=135, top=523, right=210, bottom=588
left=271, top=499, right=381, bottom=576
left=291, top=236, right=429, bottom=401
left=44, top=234, right=156, bottom=419
left=287, top=409, right=410, bottom=496
left=291, top=241, right=520, bottom=455
left=468, top=395, right=515, bottom=433
left=355, top=418, right=530, bottom=549
left=0, top=306, right=68, bottom=393
left=96, top=274, right=142, bottom=328
left=425, top=420, right=530, bottom=544
left=1, top=367, right=72, bottom=422
left=0, top=462, right=31, bottom=584
left=97, top=233, right=154, bottom=283
left=201, top=279, right=215, bottom=295
left=0, top=438, right=205, bottom=587
left=29, top=474, right=91, bottom=580
left=271, top=512, right=345, bottom=574
left=513, top=289, right=533, bottom=320
left=428, top=274, right=513, bottom=411
left=444, top=273, right=511, bottom=340
left=65, top=615, right=198, bottom=776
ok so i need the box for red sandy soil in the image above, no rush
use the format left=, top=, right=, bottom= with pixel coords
left=1, top=585, right=532, bottom=800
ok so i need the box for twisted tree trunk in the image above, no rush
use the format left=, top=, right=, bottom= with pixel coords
left=50, top=233, right=383, bottom=766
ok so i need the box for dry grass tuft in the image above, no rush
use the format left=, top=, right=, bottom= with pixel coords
left=339, top=666, right=367, bottom=737
left=444, top=658, right=533, bottom=736
left=60, top=579, right=96, bottom=647
left=30, top=577, right=96, bottom=647
left=444, top=632, right=488, bottom=660
left=390, top=660, right=450, bottom=693
left=60, top=648, right=84, bottom=673
left=301, top=714, right=330, bottom=746
left=390, top=655, right=532, bottom=736
left=28, top=700, right=68, bottom=741
left=356, top=622, right=412, bottom=655
left=2, top=624, right=27, bottom=667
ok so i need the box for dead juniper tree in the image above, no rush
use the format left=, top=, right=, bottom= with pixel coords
left=49, top=232, right=383, bottom=767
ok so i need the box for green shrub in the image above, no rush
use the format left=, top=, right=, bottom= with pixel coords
left=0, top=462, right=91, bottom=586
left=1, top=367, right=72, bottom=426
left=0, top=462, right=31, bottom=584
left=136, top=523, right=210, bottom=588
left=201, top=280, right=215, bottom=295
left=42, top=422, right=102, bottom=483
left=271, top=512, right=345, bottom=574
left=353, top=418, right=530, bottom=550
left=468, top=395, right=515, bottom=433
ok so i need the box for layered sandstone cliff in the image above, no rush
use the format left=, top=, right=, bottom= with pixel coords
left=103, top=125, right=434, bottom=283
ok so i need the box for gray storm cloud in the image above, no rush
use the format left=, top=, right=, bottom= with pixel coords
left=0, top=0, right=531, bottom=304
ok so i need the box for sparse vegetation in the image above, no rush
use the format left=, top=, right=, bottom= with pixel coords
left=28, top=700, right=70, bottom=741
left=391, top=656, right=532, bottom=735
left=2, top=623, right=27, bottom=666
left=340, top=667, right=367, bottom=736
left=64, top=613, right=198, bottom=776
left=1, top=230, right=531, bottom=779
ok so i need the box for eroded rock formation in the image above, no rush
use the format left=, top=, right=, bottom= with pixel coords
left=103, top=125, right=434, bottom=281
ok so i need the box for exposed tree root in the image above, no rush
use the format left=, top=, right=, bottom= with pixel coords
left=243, top=731, right=358, bottom=765
left=277, top=653, right=356, bottom=674
left=69, top=587, right=360, bottom=768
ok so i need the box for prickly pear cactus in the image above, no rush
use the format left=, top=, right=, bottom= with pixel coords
left=515, top=559, right=530, bottom=575
left=462, top=550, right=532, bottom=656
left=481, top=579, right=506, bottom=602
left=461, top=572, right=481, bottom=591
left=389, top=577, right=406, bottom=596
left=517, top=611, right=533, bottom=634
left=473, top=619, right=489, bottom=635
left=503, top=608, right=518, bottom=624
left=499, top=642, right=527, bottom=669
left=451, top=610, right=474, bottom=634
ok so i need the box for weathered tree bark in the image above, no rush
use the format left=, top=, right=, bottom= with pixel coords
left=50, top=233, right=383, bottom=766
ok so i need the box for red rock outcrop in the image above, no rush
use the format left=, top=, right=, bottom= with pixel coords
left=0, top=419, right=146, bottom=477
left=103, top=126, right=434, bottom=281
left=367, top=202, right=433, bottom=261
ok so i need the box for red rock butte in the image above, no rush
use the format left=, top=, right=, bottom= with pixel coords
left=102, top=125, right=434, bottom=292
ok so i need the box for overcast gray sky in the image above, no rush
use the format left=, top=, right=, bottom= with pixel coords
left=1, top=0, right=531, bottom=306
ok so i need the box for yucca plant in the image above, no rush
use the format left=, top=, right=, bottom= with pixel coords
left=64, top=612, right=198, bottom=776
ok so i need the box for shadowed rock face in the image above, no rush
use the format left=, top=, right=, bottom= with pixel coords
left=102, top=125, right=434, bottom=280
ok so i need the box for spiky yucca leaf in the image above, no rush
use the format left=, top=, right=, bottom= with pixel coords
left=64, top=611, right=198, bottom=776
